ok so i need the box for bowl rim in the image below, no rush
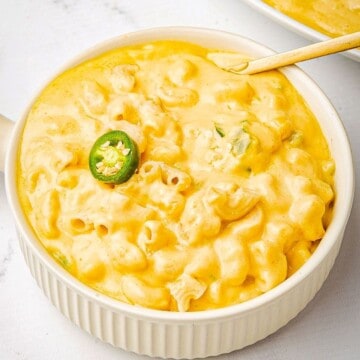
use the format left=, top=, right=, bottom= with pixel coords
left=5, top=26, right=355, bottom=322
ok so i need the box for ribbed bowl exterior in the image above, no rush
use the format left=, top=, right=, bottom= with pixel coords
left=18, top=229, right=341, bottom=358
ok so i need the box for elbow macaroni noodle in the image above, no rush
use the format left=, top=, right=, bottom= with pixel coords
left=18, top=41, right=335, bottom=311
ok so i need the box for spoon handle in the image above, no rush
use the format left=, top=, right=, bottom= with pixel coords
left=228, top=31, right=360, bottom=75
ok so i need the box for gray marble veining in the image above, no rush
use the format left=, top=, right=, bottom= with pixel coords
left=0, top=239, right=14, bottom=282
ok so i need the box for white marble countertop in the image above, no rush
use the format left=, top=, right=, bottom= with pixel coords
left=0, top=1, right=359, bottom=359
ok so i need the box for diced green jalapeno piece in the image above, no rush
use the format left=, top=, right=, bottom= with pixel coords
left=214, top=123, right=225, bottom=137
left=89, top=130, right=139, bottom=184
left=231, top=128, right=251, bottom=155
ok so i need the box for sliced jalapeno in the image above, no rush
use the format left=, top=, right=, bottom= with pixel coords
left=89, top=130, right=139, bottom=184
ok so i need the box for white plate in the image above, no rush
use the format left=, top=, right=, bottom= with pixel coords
left=242, top=0, right=360, bottom=62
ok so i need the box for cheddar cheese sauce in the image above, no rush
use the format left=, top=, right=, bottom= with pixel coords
left=263, top=0, right=360, bottom=37
left=18, top=41, right=335, bottom=311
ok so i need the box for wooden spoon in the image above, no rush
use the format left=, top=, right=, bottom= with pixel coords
left=224, top=31, right=360, bottom=75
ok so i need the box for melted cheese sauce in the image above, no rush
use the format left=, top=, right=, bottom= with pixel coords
left=18, top=41, right=335, bottom=311
left=263, top=0, right=360, bottom=37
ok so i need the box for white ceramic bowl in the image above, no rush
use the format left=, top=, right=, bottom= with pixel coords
left=241, top=0, right=360, bottom=62
left=0, top=27, right=355, bottom=359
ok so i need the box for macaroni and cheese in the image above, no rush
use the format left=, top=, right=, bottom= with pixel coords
left=18, top=40, right=335, bottom=311
left=263, top=0, right=360, bottom=37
